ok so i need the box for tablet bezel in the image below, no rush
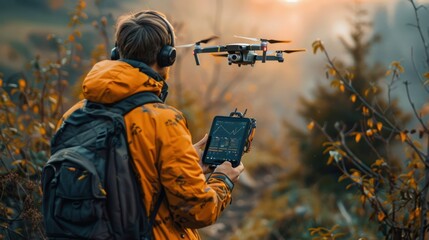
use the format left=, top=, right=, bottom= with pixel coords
left=202, top=116, right=252, bottom=167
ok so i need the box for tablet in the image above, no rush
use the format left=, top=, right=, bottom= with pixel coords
left=202, top=116, right=252, bottom=167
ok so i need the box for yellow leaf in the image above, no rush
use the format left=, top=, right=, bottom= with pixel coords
left=0, top=79, right=3, bottom=87
left=364, top=89, right=370, bottom=97
left=376, top=122, right=383, bottom=131
left=6, top=207, right=14, bottom=216
left=415, top=207, right=421, bottom=218
left=377, top=211, right=386, bottom=222
left=73, top=30, right=82, bottom=38
left=400, top=132, right=407, bottom=142
left=362, top=106, right=370, bottom=116
left=363, top=186, right=374, bottom=198
left=351, top=171, right=361, bottom=184
left=18, top=78, right=27, bottom=90
left=327, top=156, right=334, bottom=165
left=330, top=79, right=341, bottom=88
left=312, top=40, right=325, bottom=54
left=367, top=119, right=374, bottom=128
left=345, top=71, right=354, bottom=80
left=355, top=133, right=362, bottom=143
left=68, top=34, right=75, bottom=42
left=33, top=105, right=39, bottom=114
left=372, top=159, right=385, bottom=168
left=12, top=159, right=26, bottom=166
left=409, top=178, right=417, bottom=190
left=328, top=68, right=336, bottom=76
left=339, top=84, right=345, bottom=92
left=360, top=195, right=366, bottom=204
left=18, top=79, right=26, bottom=90
left=307, top=121, right=315, bottom=130
left=338, top=174, right=348, bottom=182
left=39, top=127, right=46, bottom=135
left=11, top=88, right=18, bottom=95
left=79, top=0, right=87, bottom=9
left=67, top=167, right=76, bottom=172
left=385, top=70, right=392, bottom=76
left=391, top=61, right=404, bottom=73
left=350, top=94, right=357, bottom=103
left=21, top=104, right=28, bottom=112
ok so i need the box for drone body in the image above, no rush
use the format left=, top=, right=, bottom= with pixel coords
left=177, top=36, right=305, bottom=67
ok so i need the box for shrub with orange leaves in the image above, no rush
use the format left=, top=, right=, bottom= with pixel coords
left=0, top=0, right=115, bottom=238
left=308, top=1, right=429, bottom=239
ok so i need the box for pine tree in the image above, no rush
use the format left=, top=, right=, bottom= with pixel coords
left=287, top=5, right=408, bottom=188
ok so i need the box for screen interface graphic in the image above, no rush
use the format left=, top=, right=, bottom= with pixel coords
left=205, top=119, right=248, bottom=163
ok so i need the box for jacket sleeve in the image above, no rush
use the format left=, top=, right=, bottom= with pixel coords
left=157, top=109, right=233, bottom=229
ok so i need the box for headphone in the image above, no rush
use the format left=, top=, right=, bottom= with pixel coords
left=110, top=11, right=176, bottom=67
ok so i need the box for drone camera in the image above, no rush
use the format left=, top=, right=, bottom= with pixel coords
left=228, top=53, right=242, bottom=62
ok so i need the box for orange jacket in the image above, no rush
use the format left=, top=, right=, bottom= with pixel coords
left=60, top=60, right=232, bottom=239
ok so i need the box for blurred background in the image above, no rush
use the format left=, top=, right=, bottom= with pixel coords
left=1, top=0, right=429, bottom=239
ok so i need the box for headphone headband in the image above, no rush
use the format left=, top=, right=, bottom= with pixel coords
left=143, top=11, right=175, bottom=47
left=111, top=10, right=176, bottom=67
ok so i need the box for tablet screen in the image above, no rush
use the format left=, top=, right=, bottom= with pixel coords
left=202, top=116, right=251, bottom=167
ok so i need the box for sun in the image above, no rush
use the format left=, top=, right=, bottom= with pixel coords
left=283, top=0, right=300, bottom=3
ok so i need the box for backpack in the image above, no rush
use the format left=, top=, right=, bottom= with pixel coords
left=41, top=92, right=164, bottom=240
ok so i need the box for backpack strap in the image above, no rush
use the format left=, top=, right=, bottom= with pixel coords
left=112, top=91, right=165, bottom=239
left=144, top=188, right=165, bottom=239
left=112, top=91, right=163, bottom=115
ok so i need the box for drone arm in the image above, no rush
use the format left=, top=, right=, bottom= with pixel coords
left=200, top=46, right=227, bottom=53
left=193, top=52, right=200, bottom=65
left=262, top=51, right=267, bottom=63
left=256, top=55, right=284, bottom=62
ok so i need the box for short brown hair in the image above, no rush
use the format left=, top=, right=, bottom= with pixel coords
left=115, top=10, right=174, bottom=65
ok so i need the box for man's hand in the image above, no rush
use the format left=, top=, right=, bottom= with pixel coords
left=213, top=161, right=244, bottom=183
left=193, top=134, right=212, bottom=174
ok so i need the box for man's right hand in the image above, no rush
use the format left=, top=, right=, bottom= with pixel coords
left=213, top=161, right=244, bottom=183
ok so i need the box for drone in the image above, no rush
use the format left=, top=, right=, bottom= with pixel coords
left=176, top=35, right=305, bottom=67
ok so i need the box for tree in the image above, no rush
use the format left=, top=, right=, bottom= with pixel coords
left=287, top=3, right=408, bottom=189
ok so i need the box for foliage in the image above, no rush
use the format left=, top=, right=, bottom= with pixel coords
left=228, top=174, right=380, bottom=239
left=286, top=3, right=409, bottom=189
left=308, top=0, right=429, bottom=239
left=0, top=1, right=114, bottom=239
left=0, top=41, right=66, bottom=240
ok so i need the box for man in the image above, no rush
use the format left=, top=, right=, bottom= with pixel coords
left=60, top=10, right=244, bottom=239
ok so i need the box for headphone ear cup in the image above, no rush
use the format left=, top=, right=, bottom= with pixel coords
left=110, top=47, right=120, bottom=60
left=157, top=45, right=176, bottom=67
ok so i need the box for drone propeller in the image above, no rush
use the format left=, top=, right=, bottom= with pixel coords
left=234, top=35, right=291, bottom=44
left=268, top=49, right=306, bottom=54
left=176, top=36, right=219, bottom=48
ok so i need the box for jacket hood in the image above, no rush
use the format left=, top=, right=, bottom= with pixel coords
left=82, top=60, right=163, bottom=104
